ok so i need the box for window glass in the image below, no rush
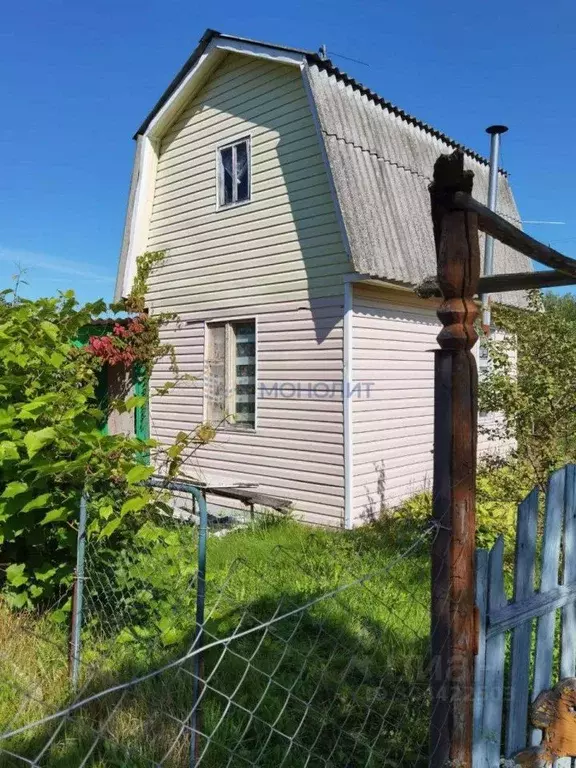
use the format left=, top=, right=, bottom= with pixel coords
left=221, top=147, right=234, bottom=206
left=234, top=322, right=256, bottom=428
left=218, top=139, right=250, bottom=207
left=206, top=324, right=226, bottom=424
left=235, top=141, right=249, bottom=202
left=205, top=320, right=256, bottom=429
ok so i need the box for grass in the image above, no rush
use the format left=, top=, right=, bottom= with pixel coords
left=0, top=513, right=432, bottom=767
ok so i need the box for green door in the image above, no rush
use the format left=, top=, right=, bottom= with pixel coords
left=133, top=363, right=150, bottom=463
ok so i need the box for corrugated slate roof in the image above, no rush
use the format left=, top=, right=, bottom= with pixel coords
left=307, top=64, right=531, bottom=306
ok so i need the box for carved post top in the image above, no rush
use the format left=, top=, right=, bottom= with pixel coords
left=429, top=150, right=481, bottom=352
left=430, top=151, right=474, bottom=244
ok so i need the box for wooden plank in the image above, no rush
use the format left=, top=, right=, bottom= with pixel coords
left=561, top=464, right=576, bottom=678
left=430, top=351, right=453, bottom=767
left=559, top=478, right=576, bottom=768
left=452, top=191, right=576, bottom=278
left=483, top=536, right=507, bottom=767
left=205, top=488, right=292, bottom=511
left=488, top=581, right=576, bottom=636
left=505, top=487, right=539, bottom=757
left=478, top=271, right=576, bottom=293
left=473, top=549, right=489, bottom=768
left=417, top=271, right=576, bottom=299
left=532, top=467, right=566, bottom=746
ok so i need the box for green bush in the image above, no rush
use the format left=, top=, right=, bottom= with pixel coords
left=393, top=460, right=532, bottom=553
left=480, top=291, right=576, bottom=487
left=0, top=254, right=185, bottom=609
left=0, top=290, right=161, bottom=608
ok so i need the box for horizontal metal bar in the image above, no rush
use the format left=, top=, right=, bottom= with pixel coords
left=146, top=476, right=206, bottom=497
left=452, top=191, right=576, bottom=278
left=487, top=582, right=576, bottom=638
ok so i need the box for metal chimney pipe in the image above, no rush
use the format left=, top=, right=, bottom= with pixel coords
left=481, top=124, right=508, bottom=331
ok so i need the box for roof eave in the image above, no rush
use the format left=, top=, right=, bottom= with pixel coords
left=134, top=30, right=315, bottom=140
left=134, top=28, right=220, bottom=138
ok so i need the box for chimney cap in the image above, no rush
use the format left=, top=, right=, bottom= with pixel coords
left=486, top=125, right=509, bottom=135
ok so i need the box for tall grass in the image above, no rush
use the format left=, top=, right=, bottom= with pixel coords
left=1, top=515, right=432, bottom=767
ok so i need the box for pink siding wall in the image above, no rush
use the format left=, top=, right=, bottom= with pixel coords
left=351, top=283, right=503, bottom=524
left=352, top=285, right=438, bottom=522
left=150, top=299, right=345, bottom=527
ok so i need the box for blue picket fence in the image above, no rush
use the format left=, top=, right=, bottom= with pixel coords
left=473, top=464, right=576, bottom=766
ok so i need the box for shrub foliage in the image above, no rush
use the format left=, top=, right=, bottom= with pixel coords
left=480, top=290, right=576, bottom=487
left=0, top=254, right=180, bottom=608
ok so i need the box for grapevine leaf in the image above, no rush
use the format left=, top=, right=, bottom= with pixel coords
left=126, top=464, right=155, bottom=485
left=24, top=427, right=56, bottom=458
left=6, top=563, right=27, bottom=587
left=2, top=481, right=28, bottom=498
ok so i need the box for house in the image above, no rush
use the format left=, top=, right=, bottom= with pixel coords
left=114, top=29, right=531, bottom=528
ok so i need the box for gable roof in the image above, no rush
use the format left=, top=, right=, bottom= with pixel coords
left=135, top=29, right=495, bottom=167
left=119, top=30, right=531, bottom=305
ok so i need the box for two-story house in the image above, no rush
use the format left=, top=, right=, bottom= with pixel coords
left=115, top=29, right=531, bottom=527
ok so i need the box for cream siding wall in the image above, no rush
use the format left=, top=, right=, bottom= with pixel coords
left=145, top=53, right=350, bottom=314
left=351, top=284, right=502, bottom=523
left=143, top=52, right=350, bottom=525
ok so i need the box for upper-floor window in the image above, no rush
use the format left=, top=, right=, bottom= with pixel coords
left=218, top=137, right=251, bottom=208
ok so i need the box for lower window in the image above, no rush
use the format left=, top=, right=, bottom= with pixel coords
left=205, top=319, right=256, bottom=429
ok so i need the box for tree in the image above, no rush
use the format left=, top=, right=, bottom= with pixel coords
left=479, top=291, right=576, bottom=488
left=542, top=291, right=576, bottom=325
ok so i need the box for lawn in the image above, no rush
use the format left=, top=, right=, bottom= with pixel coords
left=0, top=514, right=432, bottom=767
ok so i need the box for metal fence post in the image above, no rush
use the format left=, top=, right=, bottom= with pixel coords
left=69, top=493, right=87, bottom=693
left=429, top=151, right=480, bottom=768
left=190, top=487, right=207, bottom=767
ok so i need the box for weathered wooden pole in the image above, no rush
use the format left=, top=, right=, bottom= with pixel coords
left=429, top=150, right=480, bottom=768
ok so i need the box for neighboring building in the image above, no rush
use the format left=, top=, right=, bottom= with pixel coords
left=74, top=321, right=149, bottom=440
left=115, top=29, right=531, bottom=527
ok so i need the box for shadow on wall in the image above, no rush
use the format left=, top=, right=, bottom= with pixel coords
left=158, top=57, right=350, bottom=346
left=276, top=124, right=349, bottom=346
left=358, top=461, right=432, bottom=523
left=360, top=460, right=388, bottom=523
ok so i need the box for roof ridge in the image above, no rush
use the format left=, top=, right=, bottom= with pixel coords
left=135, top=28, right=507, bottom=175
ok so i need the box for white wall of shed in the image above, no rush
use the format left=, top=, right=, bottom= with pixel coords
left=151, top=302, right=345, bottom=526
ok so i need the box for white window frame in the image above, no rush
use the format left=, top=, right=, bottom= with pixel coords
left=203, top=316, right=258, bottom=431
left=216, top=135, right=252, bottom=210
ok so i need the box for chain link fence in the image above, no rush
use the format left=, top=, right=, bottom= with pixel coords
left=0, top=484, right=435, bottom=767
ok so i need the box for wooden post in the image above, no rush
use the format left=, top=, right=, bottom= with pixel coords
left=429, top=150, right=480, bottom=768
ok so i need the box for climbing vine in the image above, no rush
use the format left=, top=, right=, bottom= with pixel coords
left=85, top=251, right=176, bottom=377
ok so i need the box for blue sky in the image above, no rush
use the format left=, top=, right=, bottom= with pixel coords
left=1, top=0, right=575, bottom=305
